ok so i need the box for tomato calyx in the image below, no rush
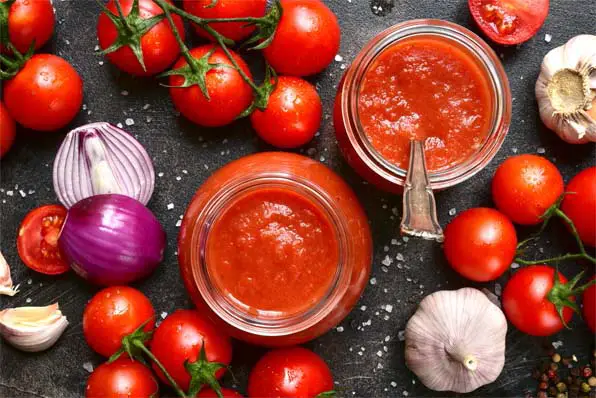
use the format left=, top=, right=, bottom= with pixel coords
left=97, top=0, right=166, bottom=73
left=315, top=391, right=337, bottom=398
left=0, top=38, right=34, bottom=80
left=547, top=269, right=596, bottom=329
left=241, top=1, right=282, bottom=51
left=185, top=342, right=228, bottom=398
left=0, top=0, right=15, bottom=46
left=238, top=63, right=278, bottom=118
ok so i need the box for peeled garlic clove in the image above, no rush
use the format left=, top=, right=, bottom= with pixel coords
left=405, top=288, right=507, bottom=393
left=0, top=251, right=19, bottom=296
left=535, top=34, right=596, bottom=144
left=0, top=303, right=68, bottom=352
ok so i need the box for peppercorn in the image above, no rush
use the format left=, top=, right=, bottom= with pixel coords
left=556, top=393, right=566, bottom=398
left=589, top=376, right=596, bottom=387
left=558, top=382, right=569, bottom=393
left=549, top=369, right=558, bottom=379
left=553, top=354, right=562, bottom=363
left=581, top=382, right=591, bottom=393
left=583, top=367, right=593, bottom=378
left=539, top=381, right=549, bottom=390
left=542, top=373, right=551, bottom=382
left=537, top=391, right=547, bottom=398
left=552, top=363, right=560, bottom=371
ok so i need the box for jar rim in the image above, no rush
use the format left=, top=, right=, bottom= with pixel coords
left=189, top=173, right=352, bottom=337
left=339, top=19, right=512, bottom=190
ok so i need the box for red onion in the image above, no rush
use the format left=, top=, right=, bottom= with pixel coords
left=59, top=194, right=166, bottom=286
left=53, top=122, right=155, bottom=208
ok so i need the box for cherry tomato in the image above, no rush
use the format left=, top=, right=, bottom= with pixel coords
left=248, top=347, right=334, bottom=398
left=468, top=0, right=549, bottom=45
left=1, top=0, right=54, bottom=54
left=0, top=101, right=16, bottom=158
left=198, top=388, right=244, bottom=398
left=169, top=45, right=253, bottom=127
left=17, top=204, right=70, bottom=275
left=3, top=54, right=83, bottom=132
left=263, top=0, right=340, bottom=77
left=182, top=0, right=267, bottom=42
left=502, top=265, right=574, bottom=336
left=444, top=208, right=517, bottom=282
left=83, top=286, right=155, bottom=358
left=492, top=154, right=563, bottom=225
left=150, top=309, right=232, bottom=391
left=561, top=167, right=596, bottom=247
left=583, top=277, right=596, bottom=333
left=97, top=0, right=184, bottom=76
left=250, top=76, right=322, bottom=148
left=86, top=358, right=159, bottom=398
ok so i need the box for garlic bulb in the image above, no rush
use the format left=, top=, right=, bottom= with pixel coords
left=0, top=251, right=19, bottom=296
left=0, top=303, right=68, bottom=352
left=535, top=35, right=596, bottom=144
left=405, top=288, right=507, bottom=393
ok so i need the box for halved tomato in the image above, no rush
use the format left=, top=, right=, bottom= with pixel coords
left=17, top=204, right=70, bottom=275
left=468, top=0, right=549, bottom=45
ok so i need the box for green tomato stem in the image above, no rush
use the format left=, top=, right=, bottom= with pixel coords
left=157, top=0, right=199, bottom=75
left=515, top=253, right=594, bottom=266
left=135, top=341, right=188, bottom=398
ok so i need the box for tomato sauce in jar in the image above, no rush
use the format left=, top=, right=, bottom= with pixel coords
left=358, top=36, right=493, bottom=172
left=206, top=187, right=339, bottom=317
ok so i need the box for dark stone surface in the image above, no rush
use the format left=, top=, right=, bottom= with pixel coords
left=1, top=0, right=595, bottom=397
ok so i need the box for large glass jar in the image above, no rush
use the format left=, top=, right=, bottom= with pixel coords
left=334, top=19, right=511, bottom=193
left=178, top=152, right=372, bottom=346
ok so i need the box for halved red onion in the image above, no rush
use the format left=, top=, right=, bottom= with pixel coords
left=53, top=122, right=155, bottom=208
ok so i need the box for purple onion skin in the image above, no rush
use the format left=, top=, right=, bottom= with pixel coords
left=59, top=194, right=166, bottom=286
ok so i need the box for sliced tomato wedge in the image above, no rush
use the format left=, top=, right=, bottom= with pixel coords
left=17, top=204, right=70, bottom=275
left=468, top=0, right=549, bottom=45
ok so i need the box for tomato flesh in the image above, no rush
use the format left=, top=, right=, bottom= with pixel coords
left=17, top=204, right=70, bottom=275
left=469, top=0, right=549, bottom=45
left=86, top=358, right=159, bottom=398
left=0, top=101, right=16, bottom=158
left=3, top=0, right=55, bottom=54
left=561, top=167, right=596, bottom=247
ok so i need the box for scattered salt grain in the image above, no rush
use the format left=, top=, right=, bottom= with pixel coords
left=512, top=147, right=518, bottom=153
left=121, top=90, right=129, bottom=96
left=176, top=176, right=182, bottom=181
left=383, top=245, right=389, bottom=252
left=552, top=340, right=564, bottom=349
left=182, top=170, right=188, bottom=174
left=448, top=208, right=456, bottom=216
left=117, top=123, right=123, bottom=128
left=19, top=190, right=26, bottom=198
left=360, top=305, right=367, bottom=311
left=125, top=118, right=134, bottom=126
left=176, top=220, right=182, bottom=227
left=385, top=304, right=393, bottom=313
left=160, top=312, right=168, bottom=319
left=357, top=351, right=363, bottom=356
left=28, top=190, right=35, bottom=195
left=385, top=335, right=390, bottom=342
left=27, top=279, right=32, bottom=285
left=26, top=298, right=32, bottom=303
left=370, top=278, right=377, bottom=285
left=396, top=253, right=404, bottom=261
left=94, top=45, right=100, bottom=51
left=83, top=362, right=94, bottom=373
left=6, top=191, right=13, bottom=196
left=391, top=382, right=397, bottom=388
left=381, top=266, right=388, bottom=273
left=167, top=203, right=174, bottom=210
left=376, top=351, right=383, bottom=357
left=381, top=255, right=393, bottom=266
left=537, top=147, right=546, bottom=154
left=511, top=262, right=520, bottom=269
left=398, top=330, right=405, bottom=341
left=335, top=54, right=344, bottom=62
left=158, top=172, right=164, bottom=177
left=391, top=239, right=398, bottom=245
left=143, top=104, right=151, bottom=110
left=402, top=236, right=409, bottom=242
left=99, top=61, right=104, bottom=65
left=545, top=34, right=552, bottom=43
left=403, top=391, right=409, bottom=396
left=336, top=326, right=344, bottom=332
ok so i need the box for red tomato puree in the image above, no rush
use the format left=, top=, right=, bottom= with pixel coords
left=206, top=188, right=339, bottom=316
left=358, top=36, right=493, bottom=171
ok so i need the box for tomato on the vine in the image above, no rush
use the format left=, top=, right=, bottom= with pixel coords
left=561, top=167, right=596, bottom=247
left=83, top=286, right=155, bottom=358
left=1, top=0, right=55, bottom=54
left=443, top=207, right=517, bottom=282
left=3, top=54, right=83, bottom=132
left=583, top=277, right=596, bottom=333
left=97, top=0, right=184, bottom=76
left=183, top=0, right=267, bottom=42
left=248, top=347, right=334, bottom=398
left=17, top=204, right=70, bottom=275
left=492, top=154, right=563, bottom=225
left=168, top=45, right=253, bottom=127
left=150, top=309, right=232, bottom=392
left=502, top=265, right=574, bottom=336
left=263, top=0, right=340, bottom=77
left=250, top=76, right=322, bottom=148
left=468, top=0, right=549, bottom=45
left=86, top=358, right=159, bottom=398
left=0, top=101, right=15, bottom=158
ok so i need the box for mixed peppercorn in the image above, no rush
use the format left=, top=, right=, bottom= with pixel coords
left=530, top=350, right=596, bottom=398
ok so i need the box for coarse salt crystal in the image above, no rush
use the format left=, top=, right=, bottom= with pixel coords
left=6, top=191, right=13, bottom=196
left=121, top=90, right=129, bottom=96
left=19, top=190, right=26, bottom=198
left=26, top=298, right=32, bottom=303
left=334, top=54, right=344, bottom=62
left=383, top=246, right=389, bottom=252
left=391, top=382, right=397, bottom=387
left=448, top=208, right=456, bottom=216
left=403, top=391, right=409, bottom=396
left=552, top=340, right=564, bottom=349
left=370, top=278, right=377, bottom=285
left=176, top=220, right=182, bottom=227
left=511, top=262, right=520, bottom=269
left=125, top=118, right=134, bottom=126
left=537, top=147, right=546, bottom=154
left=182, top=170, right=188, bottom=174
left=167, top=203, right=174, bottom=210
left=176, top=176, right=182, bottom=181
left=381, top=255, right=393, bottom=266
left=402, top=236, right=409, bottom=242
left=385, top=335, right=390, bottom=342
left=396, top=253, right=404, bottom=261
left=117, top=123, right=123, bottom=128
left=83, top=362, right=94, bottom=373
left=376, top=351, right=383, bottom=357
left=143, top=104, right=151, bottom=110
left=385, top=304, right=393, bottom=313
left=158, top=172, right=164, bottom=177
left=160, top=312, right=168, bottom=319
left=391, top=239, right=398, bottom=245
left=27, top=279, right=32, bottom=285
left=360, top=305, right=367, bottom=311
left=545, top=34, right=552, bottom=42
left=28, top=189, right=35, bottom=195
left=336, top=326, right=344, bottom=332
left=94, top=45, right=100, bottom=51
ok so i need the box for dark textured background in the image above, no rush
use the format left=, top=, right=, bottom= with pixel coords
left=1, top=0, right=595, bottom=397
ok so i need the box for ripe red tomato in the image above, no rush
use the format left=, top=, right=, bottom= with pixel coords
left=17, top=204, right=70, bottom=275
left=1, top=0, right=54, bottom=54
left=502, top=265, right=574, bottom=336
left=182, top=0, right=267, bottom=42
left=561, top=167, right=596, bottom=247
left=250, top=76, right=322, bottom=148
left=150, top=309, right=232, bottom=391
left=86, top=358, right=159, bottom=398
left=492, top=154, right=563, bottom=225
left=97, top=0, right=184, bottom=76
left=583, top=277, right=596, bottom=333
left=263, top=0, right=340, bottom=77
left=0, top=101, right=16, bottom=158
left=3, top=54, right=83, bottom=132
left=248, top=347, right=334, bottom=398
left=169, top=45, right=253, bottom=127
left=198, top=388, right=243, bottom=398
left=444, top=208, right=517, bottom=282
left=83, top=286, right=155, bottom=358
left=468, top=0, right=549, bottom=45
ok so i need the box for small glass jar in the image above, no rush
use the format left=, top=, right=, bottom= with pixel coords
left=334, top=19, right=511, bottom=193
left=178, top=152, right=372, bottom=346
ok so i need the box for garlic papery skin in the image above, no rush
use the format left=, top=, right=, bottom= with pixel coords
left=405, top=288, right=507, bottom=393
left=535, top=35, right=596, bottom=144
left=0, top=251, right=19, bottom=296
left=0, top=303, right=68, bottom=352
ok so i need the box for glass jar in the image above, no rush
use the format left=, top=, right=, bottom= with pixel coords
left=178, top=152, right=372, bottom=346
left=334, top=19, right=511, bottom=193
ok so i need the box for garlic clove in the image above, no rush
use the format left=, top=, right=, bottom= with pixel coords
left=0, top=303, right=68, bottom=352
left=0, top=251, right=19, bottom=296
